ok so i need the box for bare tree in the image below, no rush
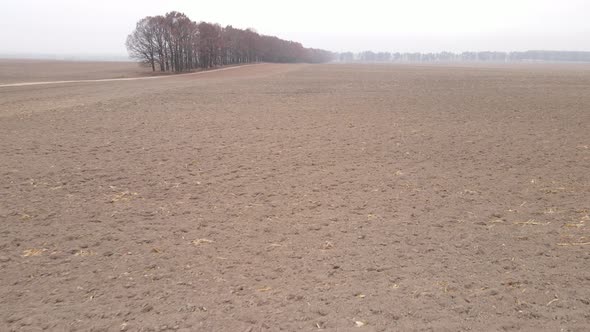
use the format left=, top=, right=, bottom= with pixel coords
left=126, top=12, right=335, bottom=73
left=126, top=17, right=158, bottom=71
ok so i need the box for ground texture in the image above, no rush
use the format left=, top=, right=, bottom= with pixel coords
left=0, top=60, right=151, bottom=84
left=1, top=62, right=589, bottom=331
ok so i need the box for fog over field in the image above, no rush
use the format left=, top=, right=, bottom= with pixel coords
left=1, top=0, right=589, bottom=58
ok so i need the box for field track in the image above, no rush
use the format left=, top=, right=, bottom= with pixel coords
left=0, top=64, right=259, bottom=88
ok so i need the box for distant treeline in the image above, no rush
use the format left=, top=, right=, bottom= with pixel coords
left=338, top=50, right=590, bottom=63
left=126, top=12, right=334, bottom=72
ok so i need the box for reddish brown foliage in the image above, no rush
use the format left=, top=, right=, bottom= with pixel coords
left=126, top=12, right=333, bottom=72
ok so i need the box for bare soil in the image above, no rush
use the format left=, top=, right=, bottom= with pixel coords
left=0, top=60, right=152, bottom=84
left=0, top=62, right=589, bottom=331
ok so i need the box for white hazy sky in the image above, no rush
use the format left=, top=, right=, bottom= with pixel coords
left=1, top=0, right=589, bottom=55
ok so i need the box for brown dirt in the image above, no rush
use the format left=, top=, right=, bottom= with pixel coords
left=0, top=63, right=589, bottom=331
left=0, top=59, right=152, bottom=84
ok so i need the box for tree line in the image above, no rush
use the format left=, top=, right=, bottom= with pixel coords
left=126, top=12, right=334, bottom=72
left=338, top=50, right=590, bottom=63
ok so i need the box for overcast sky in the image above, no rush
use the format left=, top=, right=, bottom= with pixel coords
left=1, top=0, right=589, bottom=55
